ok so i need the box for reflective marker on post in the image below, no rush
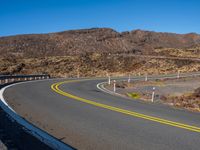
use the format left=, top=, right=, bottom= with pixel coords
left=113, top=80, right=116, bottom=93
left=151, top=87, right=155, bottom=102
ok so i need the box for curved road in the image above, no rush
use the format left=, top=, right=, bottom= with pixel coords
left=3, top=78, right=200, bottom=150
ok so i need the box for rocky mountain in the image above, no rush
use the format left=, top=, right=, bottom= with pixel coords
left=1, top=28, right=200, bottom=58
left=1, top=28, right=200, bottom=77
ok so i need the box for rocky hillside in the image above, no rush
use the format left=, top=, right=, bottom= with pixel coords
left=1, top=28, right=200, bottom=77
left=1, top=28, right=200, bottom=58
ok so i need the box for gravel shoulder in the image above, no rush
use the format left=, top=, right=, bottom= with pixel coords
left=105, top=76, right=200, bottom=112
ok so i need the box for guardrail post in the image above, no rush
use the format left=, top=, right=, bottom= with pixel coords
left=113, top=80, right=116, bottom=93
left=151, top=87, right=155, bottom=102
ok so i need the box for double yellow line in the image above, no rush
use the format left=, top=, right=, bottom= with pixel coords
left=51, top=79, right=200, bottom=133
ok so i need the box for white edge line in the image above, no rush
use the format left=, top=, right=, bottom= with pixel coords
left=1, top=73, right=200, bottom=149
left=0, top=79, right=73, bottom=150
left=97, top=82, right=124, bottom=97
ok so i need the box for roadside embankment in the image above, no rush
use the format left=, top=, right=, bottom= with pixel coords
left=104, top=76, right=200, bottom=112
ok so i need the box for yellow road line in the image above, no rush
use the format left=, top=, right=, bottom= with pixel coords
left=51, top=80, right=200, bottom=133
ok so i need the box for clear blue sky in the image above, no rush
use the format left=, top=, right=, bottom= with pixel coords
left=0, top=0, right=200, bottom=37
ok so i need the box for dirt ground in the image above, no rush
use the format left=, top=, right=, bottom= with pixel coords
left=106, top=76, right=200, bottom=112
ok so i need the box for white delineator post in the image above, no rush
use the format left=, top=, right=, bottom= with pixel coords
left=151, top=87, right=155, bottom=102
left=113, top=80, right=116, bottom=93
left=77, top=70, right=80, bottom=78
left=5, top=79, right=8, bottom=84
left=77, top=66, right=80, bottom=78
left=108, top=75, right=111, bottom=85
left=128, top=74, right=131, bottom=83
left=145, top=73, right=148, bottom=81
left=177, top=70, right=180, bottom=79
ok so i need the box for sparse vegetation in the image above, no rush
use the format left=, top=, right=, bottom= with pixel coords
left=1, top=53, right=200, bottom=77
left=1, top=28, right=200, bottom=77
left=163, top=87, right=200, bottom=112
left=154, top=46, right=200, bottom=58
left=114, top=77, right=200, bottom=112
left=127, top=92, right=140, bottom=99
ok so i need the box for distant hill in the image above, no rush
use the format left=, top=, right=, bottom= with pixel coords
left=1, top=28, right=200, bottom=77
left=1, top=28, right=200, bottom=58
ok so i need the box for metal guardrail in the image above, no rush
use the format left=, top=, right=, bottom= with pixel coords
left=0, top=74, right=50, bottom=85
left=0, top=74, right=74, bottom=150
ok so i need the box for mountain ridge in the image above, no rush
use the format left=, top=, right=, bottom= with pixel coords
left=1, top=28, right=200, bottom=58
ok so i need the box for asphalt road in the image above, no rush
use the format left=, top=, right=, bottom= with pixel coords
left=3, top=78, right=200, bottom=150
